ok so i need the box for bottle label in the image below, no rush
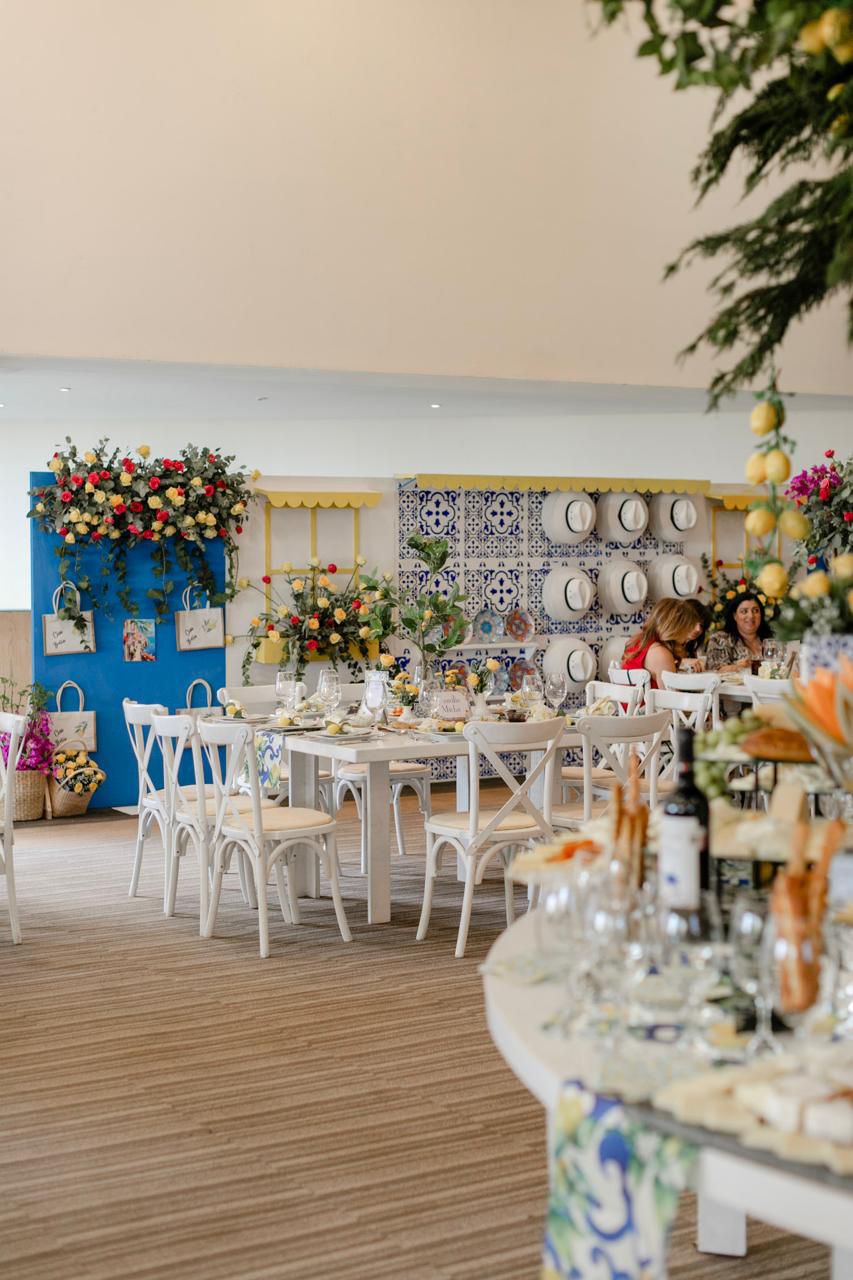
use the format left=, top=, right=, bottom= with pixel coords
left=658, top=816, right=704, bottom=910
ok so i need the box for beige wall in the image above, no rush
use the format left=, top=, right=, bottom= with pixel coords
left=0, top=612, right=32, bottom=693
left=1, top=0, right=850, bottom=394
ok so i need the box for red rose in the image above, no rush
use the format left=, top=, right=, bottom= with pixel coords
left=91, top=531, right=102, bottom=541
left=204, top=484, right=215, bottom=497
left=218, top=528, right=227, bottom=538
left=104, top=516, right=114, bottom=525
left=162, top=458, right=172, bottom=469
left=130, top=500, right=143, bottom=513
left=87, top=471, right=100, bottom=485
left=149, top=476, right=161, bottom=490
left=114, top=502, right=127, bottom=515
left=845, top=512, right=853, bottom=523
left=235, top=525, right=243, bottom=534
left=325, top=618, right=334, bottom=627
left=99, top=470, right=110, bottom=480
left=267, top=623, right=275, bottom=632
left=125, top=461, right=135, bottom=474
left=808, top=555, right=818, bottom=565
left=60, top=490, right=72, bottom=503
left=176, top=486, right=185, bottom=496
left=142, top=529, right=154, bottom=540
left=312, top=611, right=319, bottom=618
left=327, top=563, right=337, bottom=574
left=127, top=523, right=140, bottom=534
left=52, top=452, right=58, bottom=458
left=180, top=531, right=189, bottom=538
left=261, top=574, right=271, bottom=584
left=290, top=615, right=300, bottom=626
left=208, top=453, right=217, bottom=463
left=155, top=510, right=169, bottom=522
left=71, top=474, right=83, bottom=486
left=216, top=479, right=226, bottom=490
left=826, top=449, right=835, bottom=458
left=352, top=599, right=361, bottom=610
left=820, top=481, right=831, bottom=499
left=173, top=461, right=185, bottom=473
left=306, top=639, right=318, bottom=651
left=58, top=527, right=67, bottom=536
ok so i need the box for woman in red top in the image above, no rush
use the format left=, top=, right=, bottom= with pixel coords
left=621, top=598, right=704, bottom=689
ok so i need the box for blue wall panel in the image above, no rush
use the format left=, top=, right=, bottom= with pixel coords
left=30, top=471, right=227, bottom=809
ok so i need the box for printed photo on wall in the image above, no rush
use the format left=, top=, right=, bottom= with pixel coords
left=123, top=618, right=156, bottom=663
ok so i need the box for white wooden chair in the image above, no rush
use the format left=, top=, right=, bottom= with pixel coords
left=199, top=718, right=351, bottom=958
left=0, top=712, right=25, bottom=943
left=553, top=710, right=670, bottom=827
left=745, top=673, right=793, bottom=706
left=417, top=718, right=564, bottom=958
left=660, top=670, right=722, bottom=729
left=645, top=687, right=715, bottom=786
left=124, top=699, right=169, bottom=901
left=607, top=664, right=651, bottom=708
left=560, top=678, right=644, bottom=805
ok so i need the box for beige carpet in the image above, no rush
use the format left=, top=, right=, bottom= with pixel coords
left=0, top=794, right=829, bottom=1279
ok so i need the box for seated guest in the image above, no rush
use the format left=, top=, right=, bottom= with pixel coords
left=621, top=598, right=704, bottom=688
left=681, top=597, right=711, bottom=671
left=704, top=589, right=772, bottom=673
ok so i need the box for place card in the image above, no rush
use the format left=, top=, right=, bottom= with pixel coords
left=432, top=690, right=469, bottom=721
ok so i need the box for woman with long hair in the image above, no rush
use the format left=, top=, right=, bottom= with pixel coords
left=704, top=589, right=772, bottom=673
left=621, top=598, right=705, bottom=688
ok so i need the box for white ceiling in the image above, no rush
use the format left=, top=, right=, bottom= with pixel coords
left=2, top=356, right=852, bottom=423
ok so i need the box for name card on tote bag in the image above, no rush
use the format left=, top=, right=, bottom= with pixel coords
left=49, top=680, right=98, bottom=751
left=175, top=584, right=225, bottom=652
left=42, top=583, right=96, bottom=656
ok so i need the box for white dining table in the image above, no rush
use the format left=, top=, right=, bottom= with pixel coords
left=283, top=724, right=581, bottom=924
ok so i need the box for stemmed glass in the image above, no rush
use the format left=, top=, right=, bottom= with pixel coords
left=544, top=673, right=568, bottom=715
left=275, top=672, right=299, bottom=715
left=363, top=671, right=388, bottom=726
left=659, top=891, right=727, bottom=1055
left=730, top=890, right=778, bottom=1058
left=316, top=669, right=341, bottom=719
left=521, top=672, right=544, bottom=708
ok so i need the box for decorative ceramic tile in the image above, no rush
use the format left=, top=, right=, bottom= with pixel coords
left=465, top=489, right=524, bottom=558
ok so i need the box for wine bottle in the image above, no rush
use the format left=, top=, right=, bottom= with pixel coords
left=658, top=727, right=711, bottom=910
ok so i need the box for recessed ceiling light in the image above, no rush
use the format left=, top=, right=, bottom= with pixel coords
left=430, top=403, right=441, bottom=409
left=59, top=386, right=71, bottom=392
left=0, top=404, right=5, bottom=409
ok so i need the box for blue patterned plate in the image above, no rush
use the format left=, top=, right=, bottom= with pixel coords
left=472, top=608, right=505, bottom=642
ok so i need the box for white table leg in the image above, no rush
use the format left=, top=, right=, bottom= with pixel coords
left=696, top=1193, right=747, bottom=1257
left=456, top=753, right=470, bottom=881
left=833, top=1247, right=853, bottom=1279
left=287, top=749, right=320, bottom=898
left=365, top=760, right=391, bottom=923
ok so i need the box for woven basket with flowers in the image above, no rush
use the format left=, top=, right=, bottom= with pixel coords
left=47, top=743, right=106, bottom=818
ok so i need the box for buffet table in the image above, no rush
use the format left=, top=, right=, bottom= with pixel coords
left=482, top=908, right=853, bottom=1279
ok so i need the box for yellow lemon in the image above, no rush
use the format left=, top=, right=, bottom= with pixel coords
left=831, top=553, right=853, bottom=579
left=828, top=82, right=846, bottom=100
left=764, top=450, right=791, bottom=484
left=750, top=401, right=778, bottom=435
left=745, top=452, right=767, bottom=485
left=821, top=8, right=851, bottom=48
left=745, top=508, right=776, bottom=538
left=778, top=509, right=811, bottom=540
left=326, top=722, right=342, bottom=735
left=455, top=722, right=465, bottom=733
left=801, top=570, right=831, bottom=599
left=756, top=562, right=788, bottom=597
left=833, top=38, right=853, bottom=62
left=799, top=19, right=826, bottom=53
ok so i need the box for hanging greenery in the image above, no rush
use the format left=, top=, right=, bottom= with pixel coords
left=593, top=1, right=853, bottom=404
left=28, top=439, right=256, bottom=631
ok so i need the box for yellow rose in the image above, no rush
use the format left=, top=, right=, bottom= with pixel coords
left=318, top=575, right=330, bottom=587
left=356, top=555, right=366, bottom=566
left=137, top=444, right=151, bottom=458
left=276, top=606, right=288, bottom=619
left=88, top=782, right=97, bottom=792
left=744, top=508, right=776, bottom=538
left=359, top=626, right=371, bottom=639
left=191, top=476, right=203, bottom=487
left=756, top=562, right=788, bottom=598
left=309, top=556, right=320, bottom=567
left=778, top=509, right=810, bottom=540
left=93, top=489, right=106, bottom=505
left=831, top=553, right=853, bottom=580
left=358, top=605, right=370, bottom=617
left=466, top=673, right=479, bottom=687
left=801, top=570, right=831, bottom=599
left=281, top=561, right=293, bottom=572
left=750, top=401, right=778, bottom=436
left=237, top=577, right=249, bottom=590
left=334, top=608, right=347, bottom=622
left=422, top=608, right=433, bottom=622
left=317, top=596, right=330, bottom=609
left=292, top=579, right=304, bottom=591
left=83, top=450, right=96, bottom=464
left=74, top=782, right=83, bottom=794
left=48, top=456, right=62, bottom=472
left=799, top=18, right=826, bottom=53
left=383, top=572, right=393, bottom=582
left=119, top=472, right=132, bottom=487
left=329, top=632, right=341, bottom=644
left=833, top=38, right=853, bottom=62
left=203, top=529, right=216, bottom=539
left=725, top=590, right=736, bottom=600
left=250, top=616, right=261, bottom=627
left=165, top=487, right=178, bottom=500
left=821, top=8, right=851, bottom=48
left=828, top=82, right=846, bottom=101
left=172, top=494, right=185, bottom=507
left=230, top=502, right=244, bottom=515
left=764, top=450, right=791, bottom=484
left=224, top=634, right=233, bottom=646
left=404, top=683, right=418, bottom=695
left=75, top=522, right=88, bottom=535
left=85, top=482, right=94, bottom=494
left=109, top=530, right=120, bottom=539
left=183, top=515, right=196, bottom=526
left=486, top=658, right=500, bottom=672
left=35, top=502, right=44, bottom=513
left=714, top=602, right=723, bottom=612
left=307, top=618, right=320, bottom=631
left=164, top=525, right=176, bottom=536
left=379, top=653, right=395, bottom=668
left=148, top=495, right=162, bottom=509
left=109, top=494, right=122, bottom=508
left=745, top=452, right=767, bottom=486
left=848, top=588, right=853, bottom=612
left=267, top=629, right=280, bottom=641
left=68, top=507, right=80, bottom=522
left=64, top=533, right=76, bottom=544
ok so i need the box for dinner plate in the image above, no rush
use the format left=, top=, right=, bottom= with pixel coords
left=508, top=658, right=537, bottom=691
left=505, top=607, right=536, bottom=643
left=472, top=608, right=505, bottom=642
left=317, top=725, right=375, bottom=739
left=426, top=730, right=467, bottom=742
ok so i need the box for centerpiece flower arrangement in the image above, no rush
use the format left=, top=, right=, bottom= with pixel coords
left=786, top=451, right=853, bottom=566
left=28, top=439, right=255, bottom=630
left=49, top=746, right=106, bottom=816
left=238, top=559, right=395, bottom=681
left=358, top=534, right=467, bottom=672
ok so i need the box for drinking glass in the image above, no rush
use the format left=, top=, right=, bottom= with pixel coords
left=363, top=671, right=388, bottom=725
left=521, top=672, right=544, bottom=708
left=544, top=673, right=568, bottom=714
left=276, top=672, right=299, bottom=714
left=729, top=890, right=778, bottom=1058
left=762, top=640, right=784, bottom=665
left=317, top=669, right=341, bottom=717
left=659, top=891, right=727, bottom=1054
left=764, top=916, right=823, bottom=1032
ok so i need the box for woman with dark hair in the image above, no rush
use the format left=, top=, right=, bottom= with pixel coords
left=621, top=598, right=705, bottom=688
left=704, top=589, right=773, bottom=673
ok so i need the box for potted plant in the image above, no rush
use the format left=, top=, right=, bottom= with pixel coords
left=0, top=680, right=54, bottom=821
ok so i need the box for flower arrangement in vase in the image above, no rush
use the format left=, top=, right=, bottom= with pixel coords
left=0, top=680, right=55, bottom=821
left=238, top=559, right=395, bottom=681
left=29, top=439, right=255, bottom=630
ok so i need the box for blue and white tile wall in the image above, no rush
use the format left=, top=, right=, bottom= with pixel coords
left=397, top=481, right=686, bottom=781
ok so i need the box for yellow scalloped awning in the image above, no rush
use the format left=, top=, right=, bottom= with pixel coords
left=402, top=475, right=710, bottom=495
left=255, top=488, right=381, bottom=510
left=708, top=489, right=756, bottom=511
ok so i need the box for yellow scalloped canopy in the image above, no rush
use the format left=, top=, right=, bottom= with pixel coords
left=708, top=488, right=755, bottom=511
left=403, top=474, right=710, bottom=495
left=255, top=488, right=381, bottom=509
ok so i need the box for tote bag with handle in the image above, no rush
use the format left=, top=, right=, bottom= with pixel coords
left=42, top=583, right=96, bottom=656
left=49, top=680, right=98, bottom=750
left=178, top=679, right=223, bottom=719
left=175, top=584, right=225, bottom=652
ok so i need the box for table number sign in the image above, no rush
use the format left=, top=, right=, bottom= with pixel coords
left=433, top=690, right=469, bottom=722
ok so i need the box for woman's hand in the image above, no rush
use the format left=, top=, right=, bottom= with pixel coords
left=680, top=658, right=705, bottom=673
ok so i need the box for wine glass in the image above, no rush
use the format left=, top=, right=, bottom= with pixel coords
left=521, top=672, right=544, bottom=708
left=317, top=669, right=341, bottom=718
left=764, top=915, right=823, bottom=1033
left=544, top=672, right=568, bottom=715
left=659, top=891, right=727, bottom=1054
left=730, top=890, right=778, bottom=1058
left=363, top=671, right=388, bottom=726
left=275, top=672, right=298, bottom=714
